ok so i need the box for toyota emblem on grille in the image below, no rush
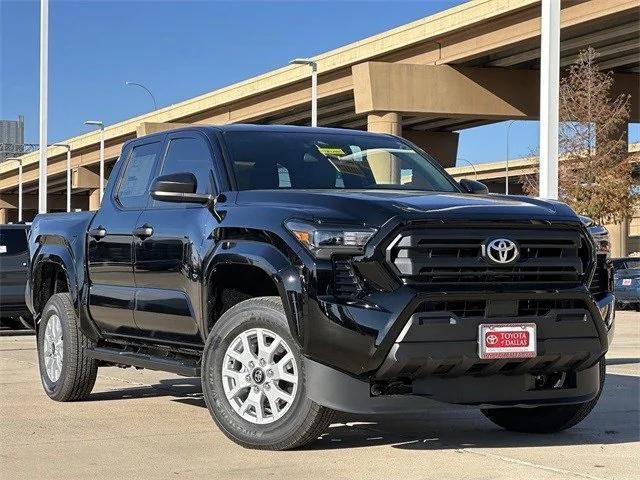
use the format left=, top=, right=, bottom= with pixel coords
left=484, top=238, right=519, bottom=264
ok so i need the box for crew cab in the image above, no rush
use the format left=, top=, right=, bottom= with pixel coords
left=27, top=125, right=614, bottom=450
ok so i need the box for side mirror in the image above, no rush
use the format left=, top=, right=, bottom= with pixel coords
left=459, top=178, right=489, bottom=195
left=151, top=172, right=213, bottom=204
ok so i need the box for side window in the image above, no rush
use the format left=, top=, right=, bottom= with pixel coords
left=152, top=136, right=215, bottom=208
left=117, top=141, right=161, bottom=209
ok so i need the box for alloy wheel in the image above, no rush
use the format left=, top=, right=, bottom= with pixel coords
left=221, top=328, right=298, bottom=425
left=43, top=314, right=64, bottom=383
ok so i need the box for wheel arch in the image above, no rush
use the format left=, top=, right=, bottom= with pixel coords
left=30, top=246, right=78, bottom=328
left=203, top=238, right=305, bottom=344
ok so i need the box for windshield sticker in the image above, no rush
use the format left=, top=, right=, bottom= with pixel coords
left=316, top=146, right=346, bottom=157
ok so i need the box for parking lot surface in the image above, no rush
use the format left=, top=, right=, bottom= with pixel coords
left=1, top=311, right=638, bottom=480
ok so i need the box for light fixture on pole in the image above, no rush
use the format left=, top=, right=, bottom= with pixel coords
left=6, top=158, right=23, bottom=222
left=53, top=144, right=72, bottom=212
left=84, top=121, right=105, bottom=202
left=38, top=0, right=49, bottom=214
left=505, top=120, right=517, bottom=195
left=288, top=58, right=318, bottom=127
left=125, top=81, right=157, bottom=110
left=457, top=157, right=478, bottom=180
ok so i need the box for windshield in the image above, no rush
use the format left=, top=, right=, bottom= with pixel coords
left=223, top=131, right=459, bottom=192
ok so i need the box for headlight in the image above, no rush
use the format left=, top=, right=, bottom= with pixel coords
left=285, top=220, right=377, bottom=258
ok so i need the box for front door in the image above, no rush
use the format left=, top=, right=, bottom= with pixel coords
left=133, top=131, right=217, bottom=344
left=87, top=139, right=162, bottom=335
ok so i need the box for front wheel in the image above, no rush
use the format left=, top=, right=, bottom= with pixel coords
left=37, top=293, right=98, bottom=401
left=201, top=296, right=334, bottom=450
left=481, top=358, right=606, bottom=433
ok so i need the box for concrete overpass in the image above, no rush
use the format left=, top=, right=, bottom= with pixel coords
left=1, top=0, right=638, bottom=222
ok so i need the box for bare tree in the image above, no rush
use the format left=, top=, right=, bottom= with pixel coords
left=524, top=47, right=634, bottom=224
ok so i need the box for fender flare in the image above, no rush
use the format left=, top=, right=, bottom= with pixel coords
left=202, top=239, right=305, bottom=343
left=30, top=246, right=77, bottom=312
left=29, top=237, right=98, bottom=339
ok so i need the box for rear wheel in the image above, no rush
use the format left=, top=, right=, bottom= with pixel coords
left=37, top=293, right=98, bottom=401
left=481, top=358, right=606, bottom=433
left=201, top=296, right=334, bottom=450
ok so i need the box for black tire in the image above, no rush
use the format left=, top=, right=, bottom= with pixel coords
left=37, top=293, right=98, bottom=401
left=481, top=358, right=606, bottom=433
left=201, top=296, right=335, bottom=450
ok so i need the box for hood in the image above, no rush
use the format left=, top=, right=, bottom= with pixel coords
left=235, top=189, right=579, bottom=226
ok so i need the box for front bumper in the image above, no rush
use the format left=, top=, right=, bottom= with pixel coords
left=303, top=290, right=614, bottom=413
left=305, top=357, right=602, bottom=413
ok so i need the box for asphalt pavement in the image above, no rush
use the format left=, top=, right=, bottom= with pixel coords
left=1, top=311, right=638, bottom=480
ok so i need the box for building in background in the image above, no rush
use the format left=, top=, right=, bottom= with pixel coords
left=0, top=115, right=25, bottom=162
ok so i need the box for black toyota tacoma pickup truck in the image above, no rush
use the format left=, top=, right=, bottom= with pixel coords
left=27, top=125, right=615, bottom=450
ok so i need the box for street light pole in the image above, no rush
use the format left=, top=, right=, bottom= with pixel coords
left=84, top=121, right=105, bottom=202
left=38, top=0, right=49, bottom=214
left=289, top=58, right=318, bottom=127
left=53, top=144, right=72, bottom=212
left=539, top=0, right=560, bottom=199
left=7, top=158, right=23, bottom=222
left=505, top=120, right=517, bottom=195
left=125, top=81, right=157, bottom=110
left=457, top=157, right=478, bottom=180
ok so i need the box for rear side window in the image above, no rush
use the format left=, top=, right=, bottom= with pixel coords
left=0, top=229, right=28, bottom=255
left=117, top=141, right=161, bottom=209
left=151, top=136, right=215, bottom=208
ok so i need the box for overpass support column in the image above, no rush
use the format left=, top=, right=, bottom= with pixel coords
left=89, top=189, right=100, bottom=211
left=367, top=113, right=402, bottom=183
left=402, top=131, right=459, bottom=169
left=608, top=220, right=630, bottom=258
left=367, top=112, right=401, bottom=136
left=0, top=208, right=7, bottom=224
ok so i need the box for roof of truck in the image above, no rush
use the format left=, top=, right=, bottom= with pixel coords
left=158, top=124, right=385, bottom=136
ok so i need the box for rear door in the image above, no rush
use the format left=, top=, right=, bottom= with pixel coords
left=133, top=131, right=218, bottom=344
left=87, top=139, right=162, bottom=335
left=0, top=226, right=29, bottom=314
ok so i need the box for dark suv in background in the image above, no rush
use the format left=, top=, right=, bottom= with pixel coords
left=612, top=257, right=640, bottom=311
left=0, top=224, right=31, bottom=329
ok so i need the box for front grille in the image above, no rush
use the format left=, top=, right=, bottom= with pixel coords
left=414, top=299, right=587, bottom=318
left=332, top=259, right=360, bottom=298
left=388, top=226, right=588, bottom=287
left=417, top=300, right=487, bottom=318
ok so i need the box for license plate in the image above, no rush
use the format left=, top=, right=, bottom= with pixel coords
left=623, top=278, right=632, bottom=286
left=478, top=323, right=537, bottom=359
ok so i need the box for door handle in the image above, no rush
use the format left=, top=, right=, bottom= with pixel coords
left=133, top=224, right=154, bottom=238
left=89, top=226, right=107, bottom=239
